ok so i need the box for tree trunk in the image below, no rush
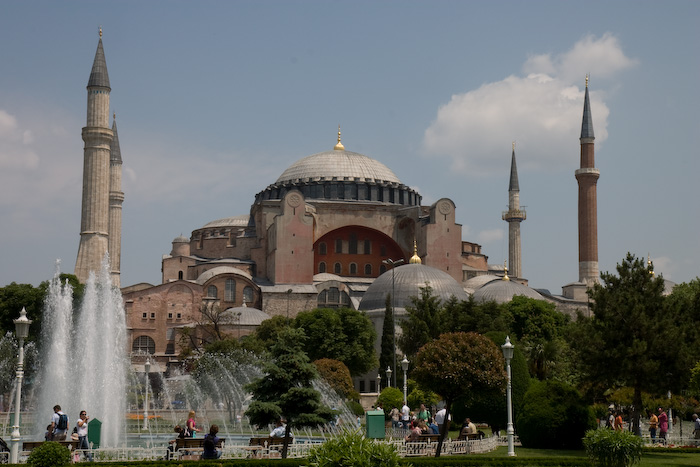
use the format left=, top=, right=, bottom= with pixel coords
left=435, top=400, right=452, bottom=458
left=632, top=385, right=643, bottom=436
left=281, top=423, right=291, bottom=459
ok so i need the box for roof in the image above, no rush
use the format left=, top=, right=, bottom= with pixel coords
left=472, top=278, right=543, bottom=304
left=580, top=85, right=595, bottom=139
left=359, top=263, right=469, bottom=312
left=196, top=266, right=253, bottom=285
left=221, top=305, right=271, bottom=326
left=202, top=215, right=250, bottom=229
left=88, top=38, right=110, bottom=89
left=275, top=149, right=401, bottom=185
left=509, top=147, right=519, bottom=192
left=111, top=118, right=122, bottom=163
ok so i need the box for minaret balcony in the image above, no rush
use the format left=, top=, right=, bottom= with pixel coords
left=502, top=210, right=526, bottom=221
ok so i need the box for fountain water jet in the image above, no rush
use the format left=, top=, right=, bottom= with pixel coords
left=35, top=257, right=128, bottom=446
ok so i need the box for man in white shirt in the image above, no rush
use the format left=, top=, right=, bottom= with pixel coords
left=434, top=408, right=451, bottom=433
left=401, top=403, right=410, bottom=429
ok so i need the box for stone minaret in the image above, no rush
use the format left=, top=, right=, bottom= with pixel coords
left=108, top=115, right=124, bottom=287
left=575, top=77, right=599, bottom=285
left=75, top=30, right=115, bottom=284
left=502, top=143, right=526, bottom=279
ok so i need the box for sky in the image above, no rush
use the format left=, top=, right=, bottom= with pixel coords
left=1, top=1, right=698, bottom=294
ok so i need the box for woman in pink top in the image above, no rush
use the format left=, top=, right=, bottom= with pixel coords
left=186, top=410, right=199, bottom=437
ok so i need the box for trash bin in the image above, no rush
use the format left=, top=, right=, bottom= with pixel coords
left=88, top=418, right=102, bottom=448
left=365, top=409, right=386, bottom=439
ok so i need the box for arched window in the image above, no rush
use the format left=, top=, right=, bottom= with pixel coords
left=319, top=242, right=327, bottom=255
left=243, top=286, right=254, bottom=305
left=364, top=263, right=372, bottom=275
left=178, top=270, right=183, bottom=280
left=364, top=239, right=371, bottom=254
left=349, top=263, right=357, bottom=275
left=317, top=287, right=351, bottom=309
left=335, top=238, right=343, bottom=253
left=319, top=262, right=326, bottom=273
left=132, top=336, right=156, bottom=355
left=380, top=264, right=387, bottom=274
left=225, top=279, right=236, bottom=302
left=334, top=262, right=342, bottom=274
left=349, top=234, right=358, bottom=254
left=207, top=285, right=218, bottom=299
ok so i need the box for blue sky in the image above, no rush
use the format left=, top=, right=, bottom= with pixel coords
left=1, top=1, right=698, bottom=294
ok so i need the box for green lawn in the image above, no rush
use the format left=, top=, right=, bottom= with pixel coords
left=477, top=446, right=700, bottom=466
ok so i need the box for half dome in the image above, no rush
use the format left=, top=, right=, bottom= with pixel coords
left=472, top=278, right=543, bottom=304
left=359, top=263, right=469, bottom=312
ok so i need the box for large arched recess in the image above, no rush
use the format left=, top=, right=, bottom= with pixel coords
left=314, top=225, right=405, bottom=278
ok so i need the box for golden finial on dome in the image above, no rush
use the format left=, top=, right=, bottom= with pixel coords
left=409, top=239, right=422, bottom=264
left=334, top=125, right=345, bottom=151
left=648, top=253, right=655, bottom=276
left=99, top=26, right=102, bottom=38
left=502, top=260, right=510, bottom=281
left=585, top=74, right=589, bottom=88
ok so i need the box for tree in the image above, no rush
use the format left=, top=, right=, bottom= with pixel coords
left=398, top=284, right=445, bottom=359
left=245, top=327, right=333, bottom=458
left=576, top=253, right=683, bottom=435
left=412, top=332, right=506, bottom=457
left=294, top=308, right=377, bottom=376
left=313, top=358, right=356, bottom=400
left=379, top=293, right=395, bottom=377
left=0, top=281, right=45, bottom=338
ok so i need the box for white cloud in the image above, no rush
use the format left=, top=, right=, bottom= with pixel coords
left=0, top=109, right=40, bottom=170
left=423, top=34, right=636, bottom=177
left=477, top=229, right=504, bottom=244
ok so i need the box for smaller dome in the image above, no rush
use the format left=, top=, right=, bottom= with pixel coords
left=173, top=235, right=190, bottom=243
left=221, top=305, right=271, bottom=327
left=473, top=278, right=543, bottom=304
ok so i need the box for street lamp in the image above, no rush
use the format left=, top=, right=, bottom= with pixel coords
left=143, top=358, right=151, bottom=430
left=386, top=366, right=392, bottom=389
left=501, top=336, right=516, bottom=457
left=401, top=356, right=409, bottom=406
left=10, top=308, right=32, bottom=465
left=382, top=257, right=404, bottom=387
left=376, top=373, right=381, bottom=394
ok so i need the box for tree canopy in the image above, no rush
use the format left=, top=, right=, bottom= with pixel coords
left=294, top=307, right=377, bottom=376
left=245, top=327, right=333, bottom=458
left=412, top=332, right=506, bottom=456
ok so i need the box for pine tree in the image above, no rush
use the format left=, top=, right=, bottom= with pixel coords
left=245, top=327, right=333, bottom=458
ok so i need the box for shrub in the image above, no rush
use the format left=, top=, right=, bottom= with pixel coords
left=307, top=429, right=407, bottom=467
left=27, top=441, right=71, bottom=467
left=377, top=387, right=404, bottom=417
left=347, top=399, right=366, bottom=417
left=517, top=380, right=596, bottom=449
left=583, top=428, right=644, bottom=467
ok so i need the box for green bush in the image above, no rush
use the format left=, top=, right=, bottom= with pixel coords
left=516, top=380, right=596, bottom=449
left=583, top=428, right=643, bottom=467
left=307, top=429, right=407, bottom=467
left=347, top=399, right=366, bottom=417
left=27, top=441, right=72, bottom=467
left=377, top=387, right=404, bottom=417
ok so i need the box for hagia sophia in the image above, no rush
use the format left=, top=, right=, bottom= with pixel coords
left=75, top=33, right=599, bottom=392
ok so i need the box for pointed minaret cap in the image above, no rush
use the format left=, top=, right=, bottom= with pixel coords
left=509, top=141, right=520, bottom=192
left=648, top=254, right=655, bottom=276
left=580, top=75, right=594, bottom=140
left=409, top=239, right=422, bottom=264
left=502, top=260, right=510, bottom=281
left=334, top=125, right=345, bottom=151
left=111, top=113, right=122, bottom=163
left=88, top=27, right=111, bottom=89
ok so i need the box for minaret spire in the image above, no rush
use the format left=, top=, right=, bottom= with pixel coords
left=108, top=113, right=124, bottom=286
left=75, top=31, right=116, bottom=284
left=575, top=76, right=600, bottom=285
left=502, top=142, right=526, bottom=278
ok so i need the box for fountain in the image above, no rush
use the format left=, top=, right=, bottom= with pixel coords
left=34, top=257, right=128, bottom=447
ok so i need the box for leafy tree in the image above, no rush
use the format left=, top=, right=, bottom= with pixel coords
left=245, top=327, right=333, bottom=458
left=517, top=380, right=596, bottom=449
left=0, top=282, right=45, bottom=338
left=294, top=308, right=377, bottom=376
left=407, top=383, right=440, bottom=412
left=376, top=387, right=404, bottom=417
left=444, top=296, right=512, bottom=336
left=575, top=253, right=682, bottom=435
left=313, top=358, right=357, bottom=400
left=398, top=283, right=445, bottom=359
left=379, top=293, right=395, bottom=378
left=412, top=332, right=506, bottom=457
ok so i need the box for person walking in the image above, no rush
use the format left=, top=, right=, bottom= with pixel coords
left=648, top=410, right=658, bottom=442
left=658, top=407, right=668, bottom=444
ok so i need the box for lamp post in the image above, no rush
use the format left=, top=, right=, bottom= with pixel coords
left=401, top=356, right=409, bottom=406
left=386, top=366, right=392, bottom=389
left=143, top=358, right=151, bottom=430
left=501, top=336, right=515, bottom=457
left=10, top=308, right=32, bottom=465
left=376, top=373, right=381, bottom=394
left=382, top=258, right=404, bottom=387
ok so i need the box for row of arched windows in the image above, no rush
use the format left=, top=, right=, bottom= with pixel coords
left=206, top=280, right=255, bottom=304
left=318, top=239, right=387, bottom=256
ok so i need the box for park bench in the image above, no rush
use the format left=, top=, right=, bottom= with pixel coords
left=246, top=436, right=293, bottom=458
left=174, top=437, right=225, bottom=460
left=419, top=433, right=442, bottom=443
left=456, top=432, right=483, bottom=441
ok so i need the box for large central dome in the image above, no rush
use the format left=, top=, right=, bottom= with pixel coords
left=275, top=149, right=401, bottom=185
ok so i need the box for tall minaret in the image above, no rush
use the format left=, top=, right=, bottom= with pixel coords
left=108, top=114, right=124, bottom=287
left=575, top=76, right=600, bottom=285
left=75, top=29, right=114, bottom=284
left=502, top=142, right=526, bottom=279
